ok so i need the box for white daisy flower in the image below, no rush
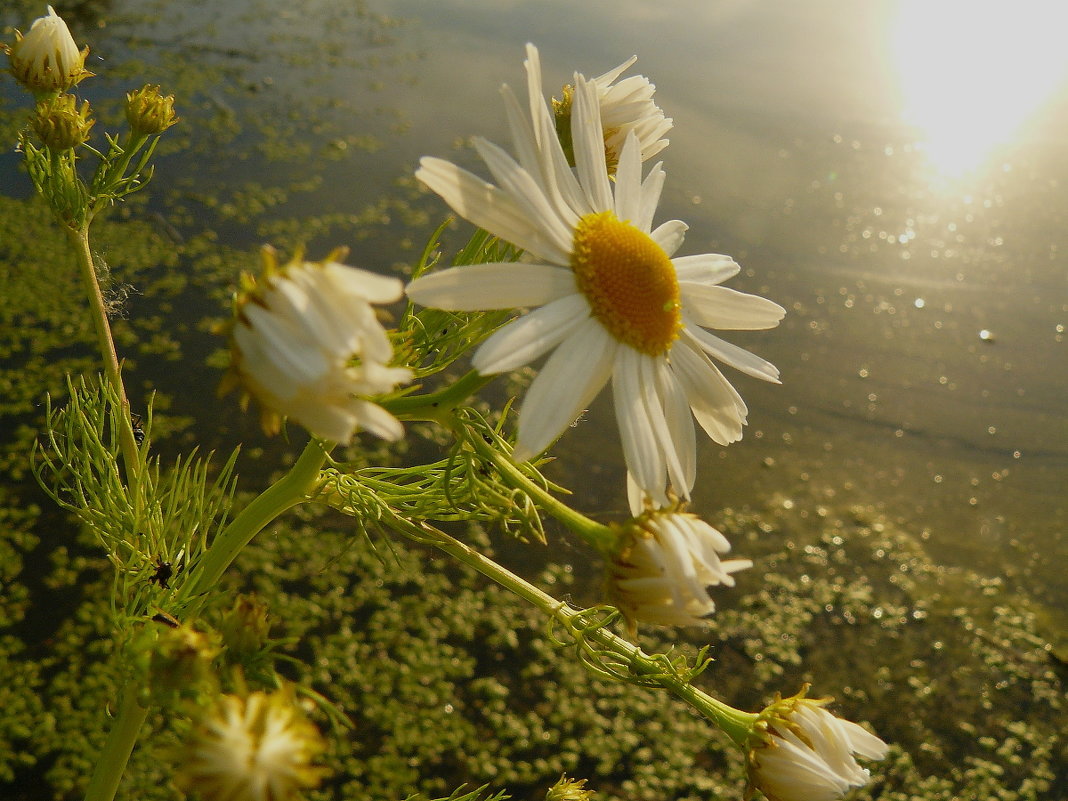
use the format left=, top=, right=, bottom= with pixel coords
left=7, top=6, right=91, bottom=95
left=538, top=43, right=672, bottom=170
left=606, top=508, right=751, bottom=636
left=748, top=689, right=889, bottom=801
left=406, top=53, right=784, bottom=505
left=178, top=687, right=326, bottom=801
left=225, top=247, right=412, bottom=445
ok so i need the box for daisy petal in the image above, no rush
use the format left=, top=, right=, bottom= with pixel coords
left=654, top=356, right=697, bottom=497
left=322, top=262, right=404, bottom=303
left=473, top=293, right=590, bottom=374
left=613, top=132, right=644, bottom=224
left=681, top=284, right=787, bottom=330
left=683, top=321, right=781, bottom=383
left=514, top=319, right=617, bottom=459
left=472, top=136, right=574, bottom=254
left=613, top=348, right=668, bottom=507
left=572, top=74, right=613, bottom=212
left=650, top=219, right=688, bottom=256
left=636, top=161, right=666, bottom=232
left=672, top=253, right=741, bottom=284
left=670, top=341, right=748, bottom=445
left=406, top=262, right=575, bottom=310
left=416, top=157, right=569, bottom=263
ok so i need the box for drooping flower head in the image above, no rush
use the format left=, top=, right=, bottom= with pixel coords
left=606, top=506, right=751, bottom=636
left=406, top=44, right=784, bottom=505
left=747, top=686, right=889, bottom=801
left=6, top=6, right=91, bottom=95
left=178, top=686, right=326, bottom=801
left=542, top=47, right=672, bottom=172
left=221, top=246, right=412, bottom=445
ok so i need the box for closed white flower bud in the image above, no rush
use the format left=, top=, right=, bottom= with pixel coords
left=224, top=247, right=412, bottom=444
left=748, top=687, right=889, bottom=801
left=6, top=6, right=91, bottom=95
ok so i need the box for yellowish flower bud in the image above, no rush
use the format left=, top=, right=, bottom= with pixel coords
left=546, top=775, right=595, bottom=801
left=178, top=686, right=327, bottom=801
left=31, top=93, right=94, bottom=150
left=125, top=84, right=179, bottom=136
left=6, top=5, right=92, bottom=95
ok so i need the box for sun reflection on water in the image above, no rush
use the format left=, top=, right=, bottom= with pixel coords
left=893, top=0, right=1068, bottom=176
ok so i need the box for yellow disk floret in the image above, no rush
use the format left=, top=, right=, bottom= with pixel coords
left=571, top=211, right=681, bottom=355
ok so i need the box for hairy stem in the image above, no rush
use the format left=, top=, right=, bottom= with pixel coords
left=68, top=225, right=142, bottom=480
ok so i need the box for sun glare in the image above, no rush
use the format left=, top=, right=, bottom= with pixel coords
left=893, top=1, right=1068, bottom=176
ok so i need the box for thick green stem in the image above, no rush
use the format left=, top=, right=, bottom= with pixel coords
left=383, top=369, right=495, bottom=420
left=385, top=513, right=756, bottom=748
left=68, top=225, right=141, bottom=478
left=182, top=438, right=329, bottom=602
left=82, top=688, right=149, bottom=801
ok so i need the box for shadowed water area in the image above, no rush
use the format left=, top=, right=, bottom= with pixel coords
left=0, top=0, right=1065, bottom=799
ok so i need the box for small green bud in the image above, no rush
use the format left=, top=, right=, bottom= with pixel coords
left=219, top=594, right=271, bottom=661
left=31, top=93, right=94, bottom=150
left=125, top=84, right=178, bottom=136
left=6, top=6, right=92, bottom=96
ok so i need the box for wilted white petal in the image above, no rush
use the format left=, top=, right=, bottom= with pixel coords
left=682, top=320, right=781, bottom=383
left=749, top=692, right=889, bottom=801
left=607, top=509, right=750, bottom=636
left=228, top=254, right=411, bottom=444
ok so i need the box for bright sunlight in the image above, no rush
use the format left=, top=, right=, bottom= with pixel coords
left=893, top=0, right=1068, bottom=176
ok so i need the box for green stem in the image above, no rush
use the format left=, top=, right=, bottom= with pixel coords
left=91, top=132, right=149, bottom=212
left=383, top=369, right=495, bottom=420
left=67, top=225, right=142, bottom=478
left=384, top=512, right=756, bottom=748
left=82, top=688, right=149, bottom=801
left=461, top=422, right=616, bottom=552
left=182, top=438, right=329, bottom=602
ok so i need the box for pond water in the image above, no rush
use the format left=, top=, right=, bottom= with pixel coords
left=360, top=0, right=1068, bottom=621
left=0, top=0, right=1066, bottom=794
left=2, top=0, right=1065, bottom=625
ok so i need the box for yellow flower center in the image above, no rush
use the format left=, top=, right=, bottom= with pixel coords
left=571, top=211, right=681, bottom=355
